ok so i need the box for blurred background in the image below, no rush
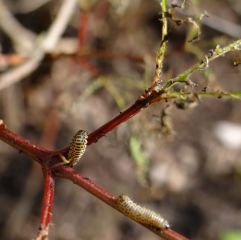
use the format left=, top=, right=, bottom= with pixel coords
left=0, top=0, right=241, bottom=239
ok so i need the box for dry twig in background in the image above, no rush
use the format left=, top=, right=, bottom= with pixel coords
left=0, top=0, right=77, bottom=91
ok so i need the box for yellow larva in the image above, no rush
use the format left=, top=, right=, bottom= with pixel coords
left=117, top=194, right=170, bottom=229
left=60, top=130, right=88, bottom=166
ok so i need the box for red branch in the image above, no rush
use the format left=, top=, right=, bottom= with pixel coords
left=78, top=11, right=89, bottom=48
left=0, top=122, right=50, bottom=160
left=75, top=50, right=144, bottom=63
left=55, top=166, right=116, bottom=206
left=87, top=90, right=162, bottom=144
left=162, top=229, right=189, bottom=240
left=36, top=168, right=55, bottom=240
left=0, top=87, right=189, bottom=240
left=56, top=167, right=189, bottom=240
left=39, top=169, right=55, bottom=229
left=60, top=89, right=162, bottom=155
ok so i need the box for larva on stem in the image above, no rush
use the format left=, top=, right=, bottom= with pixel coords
left=59, top=130, right=88, bottom=167
left=116, top=194, right=170, bottom=230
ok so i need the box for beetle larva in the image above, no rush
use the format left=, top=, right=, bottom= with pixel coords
left=59, top=130, right=88, bottom=166
left=116, top=194, right=170, bottom=229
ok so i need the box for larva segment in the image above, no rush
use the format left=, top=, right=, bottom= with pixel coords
left=67, top=130, right=88, bottom=166
left=59, top=130, right=88, bottom=167
left=117, top=194, right=170, bottom=230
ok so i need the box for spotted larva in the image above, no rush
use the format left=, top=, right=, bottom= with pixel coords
left=116, top=194, right=170, bottom=229
left=59, top=130, right=88, bottom=166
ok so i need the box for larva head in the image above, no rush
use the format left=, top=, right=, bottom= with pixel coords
left=118, top=194, right=129, bottom=203
left=76, top=130, right=88, bottom=140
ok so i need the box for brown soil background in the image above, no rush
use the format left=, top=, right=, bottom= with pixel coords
left=0, top=0, right=241, bottom=239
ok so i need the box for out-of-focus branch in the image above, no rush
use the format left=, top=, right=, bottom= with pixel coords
left=40, top=0, right=77, bottom=52
left=51, top=38, right=79, bottom=55
left=0, top=0, right=36, bottom=54
left=0, top=51, right=44, bottom=90
left=173, top=4, right=241, bottom=38
left=201, top=13, right=241, bottom=38
left=0, top=0, right=78, bottom=91
left=7, top=0, right=52, bottom=14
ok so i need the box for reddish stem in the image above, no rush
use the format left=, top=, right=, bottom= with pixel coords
left=0, top=123, right=50, bottom=160
left=0, top=120, right=188, bottom=240
left=78, top=11, right=89, bottom=48
left=38, top=168, right=55, bottom=232
left=60, top=89, right=161, bottom=156
left=74, top=57, right=100, bottom=76
left=55, top=166, right=116, bottom=206
left=0, top=85, right=189, bottom=240
left=162, top=229, right=189, bottom=240
left=57, top=90, right=162, bottom=159
left=87, top=90, right=162, bottom=144
left=56, top=166, right=189, bottom=240
left=76, top=50, right=144, bottom=63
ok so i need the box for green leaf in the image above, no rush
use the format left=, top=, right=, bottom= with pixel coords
left=130, top=136, right=148, bottom=166
left=129, top=136, right=149, bottom=186
left=220, top=230, right=241, bottom=240
left=230, top=91, right=241, bottom=98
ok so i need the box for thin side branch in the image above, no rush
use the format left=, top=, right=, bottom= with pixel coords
left=152, top=0, right=168, bottom=85
left=158, top=39, right=241, bottom=90
left=59, top=89, right=162, bottom=156
left=164, top=90, right=241, bottom=100
left=0, top=0, right=36, bottom=54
